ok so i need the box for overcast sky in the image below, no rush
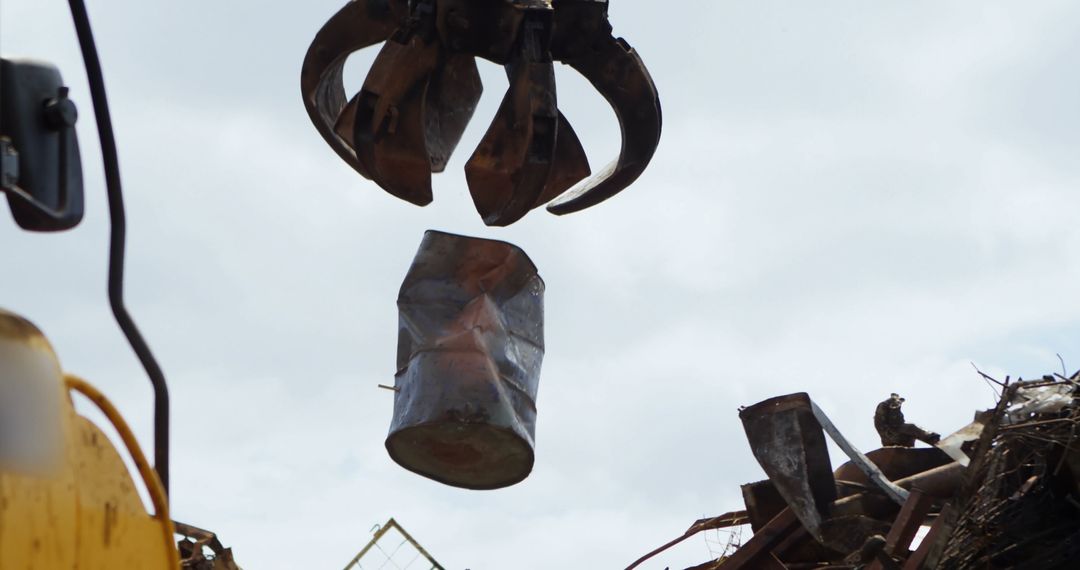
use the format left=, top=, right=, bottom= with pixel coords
left=3, top=1, right=1080, bottom=568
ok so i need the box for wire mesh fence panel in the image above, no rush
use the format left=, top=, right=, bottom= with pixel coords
left=343, top=519, right=444, bottom=570
left=704, top=525, right=745, bottom=561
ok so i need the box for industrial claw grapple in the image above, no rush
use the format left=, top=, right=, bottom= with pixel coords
left=301, top=0, right=661, bottom=226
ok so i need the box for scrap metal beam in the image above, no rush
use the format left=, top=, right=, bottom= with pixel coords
left=901, top=505, right=953, bottom=570
left=809, top=401, right=909, bottom=505
left=867, top=489, right=935, bottom=570
left=625, top=511, right=750, bottom=570
left=697, top=508, right=799, bottom=570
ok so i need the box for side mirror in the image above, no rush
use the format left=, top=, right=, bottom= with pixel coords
left=1, top=58, right=84, bottom=232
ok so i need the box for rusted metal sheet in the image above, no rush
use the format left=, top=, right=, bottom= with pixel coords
left=301, top=0, right=661, bottom=226
left=934, top=419, right=984, bottom=467
left=741, top=480, right=787, bottom=533
left=386, top=231, right=544, bottom=489
left=739, top=393, right=838, bottom=543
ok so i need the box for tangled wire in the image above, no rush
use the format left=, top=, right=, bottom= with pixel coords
left=939, top=377, right=1080, bottom=569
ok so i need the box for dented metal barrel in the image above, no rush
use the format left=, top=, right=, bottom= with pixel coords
left=387, top=230, right=544, bottom=489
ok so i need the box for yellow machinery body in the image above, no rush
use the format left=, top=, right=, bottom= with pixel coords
left=0, top=308, right=179, bottom=569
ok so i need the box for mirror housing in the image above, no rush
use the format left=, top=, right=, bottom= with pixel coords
left=1, top=58, right=84, bottom=232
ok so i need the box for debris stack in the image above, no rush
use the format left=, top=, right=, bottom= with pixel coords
left=938, top=380, right=1080, bottom=568
left=631, top=372, right=1080, bottom=569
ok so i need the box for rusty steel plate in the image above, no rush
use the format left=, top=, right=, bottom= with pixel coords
left=739, top=393, right=838, bottom=543
left=387, top=230, right=544, bottom=489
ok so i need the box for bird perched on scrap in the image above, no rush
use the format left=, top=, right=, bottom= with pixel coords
left=874, top=393, right=941, bottom=447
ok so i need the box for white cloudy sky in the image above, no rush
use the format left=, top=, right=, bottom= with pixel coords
left=3, top=1, right=1080, bottom=568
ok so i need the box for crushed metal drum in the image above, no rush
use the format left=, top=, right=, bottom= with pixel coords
left=386, top=230, right=544, bottom=489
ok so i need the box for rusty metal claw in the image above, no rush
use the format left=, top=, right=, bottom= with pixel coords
left=300, top=0, right=405, bottom=179
left=353, top=27, right=440, bottom=205
left=301, top=0, right=661, bottom=225
left=546, top=34, right=661, bottom=215
left=535, top=111, right=590, bottom=207
left=424, top=55, right=483, bottom=174
left=465, top=15, right=558, bottom=226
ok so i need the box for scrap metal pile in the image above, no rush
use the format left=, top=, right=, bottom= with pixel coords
left=175, top=522, right=242, bottom=570
left=631, top=372, right=1080, bottom=570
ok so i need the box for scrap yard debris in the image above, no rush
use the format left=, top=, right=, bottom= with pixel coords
left=175, top=522, right=242, bottom=570
left=630, top=371, right=1080, bottom=569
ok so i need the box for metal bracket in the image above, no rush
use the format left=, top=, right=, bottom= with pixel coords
left=0, top=138, right=20, bottom=189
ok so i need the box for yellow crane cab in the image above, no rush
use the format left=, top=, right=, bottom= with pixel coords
left=0, top=309, right=178, bottom=568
